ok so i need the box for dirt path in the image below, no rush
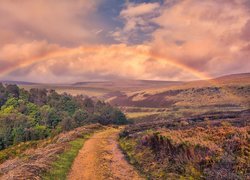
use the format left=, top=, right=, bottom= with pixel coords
left=68, top=127, right=143, bottom=180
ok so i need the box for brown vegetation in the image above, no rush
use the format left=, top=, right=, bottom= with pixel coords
left=0, top=124, right=103, bottom=179
left=119, top=110, right=250, bottom=179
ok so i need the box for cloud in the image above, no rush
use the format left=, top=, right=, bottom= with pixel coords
left=241, top=19, right=250, bottom=41
left=149, top=0, right=250, bottom=77
left=111, top=2, right=161, bottom=43
left=0, top=0, right=104, bottom=46
left=0, top=42, right=149, bottom=82
left=120, top=2, right=160, bottom=18
left=1, top=40, right=202, bottom=83
left=0, top=41, right=61, bottom=74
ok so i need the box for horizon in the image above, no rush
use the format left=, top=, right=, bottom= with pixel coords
left=0, top=0, right=250, bottom=83
left=1, top=72, right=249, bottom=85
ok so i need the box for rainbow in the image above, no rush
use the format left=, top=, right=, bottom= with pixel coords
left=0, top=46, right=212, bottom=81
left=0, top=45, right=228, bottom=88
left=0, top=46, right=243, bottom=101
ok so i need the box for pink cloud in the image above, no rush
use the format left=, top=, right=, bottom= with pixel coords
left=150, top=0, right=250, bottom=76
left=0, top=0, right=103, bottom=46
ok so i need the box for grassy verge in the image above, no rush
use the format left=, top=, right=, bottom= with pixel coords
left=118, top=137, right=148, bottom=179
left=43, top=134, right=91, bottom=180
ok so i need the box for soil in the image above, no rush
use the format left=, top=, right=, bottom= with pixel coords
left=68, top=127, right=143, bottom=180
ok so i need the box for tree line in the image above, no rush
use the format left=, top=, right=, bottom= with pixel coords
left=0, top=84, right=128, bottom=150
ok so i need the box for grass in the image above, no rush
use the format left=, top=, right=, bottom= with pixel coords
left=119, top=123, right=250, bottom=179
left=119, top=137, right=150, bottom=179
left=20, top=85, right=110, bottom=97
left=126, top=112, right=161, bottom=118
left=43, top=134, right=91, bottom=180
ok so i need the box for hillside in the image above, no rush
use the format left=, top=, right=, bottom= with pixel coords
left=116, top=74, right=250, bottom=179
left=107, top=73, right=250, bottom=108
left=73, top=80, right=183, bottom=91
left=0, top=124, right=104, bottom=179
left=119, top=110, right=250, bottom=179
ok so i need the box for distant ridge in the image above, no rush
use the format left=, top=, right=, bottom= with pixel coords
left=1, top=72, right=249, bottom=87
left=0, top=81, right=38, bottom=85
left=72, top=79, right=183, bottom=86
left=214, top=72, right=250, bottom=80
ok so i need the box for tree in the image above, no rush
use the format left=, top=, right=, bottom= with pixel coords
left=83, top=97, right=94, bottom=113
left=60, top=116, right=75, bottom=131
left=5, top=84, right=19, bottom=98
left=12, top=127, right=26, bottom=144
left=31, top=125, right=49, bottom=140
left=0, top=83, right=7, bottom=107
left=111, top=109, right=128, bottom=125
left=59, top=94, right=77, bottom=115
left=29, top=88, right=47, bottom=106
left=19, top=88, right=30, bottom=101
left=97, top=105, right=118, bottom=125
left=40, top=105, right=60, bottom=128
left=73, top=109, right=89, bottom=126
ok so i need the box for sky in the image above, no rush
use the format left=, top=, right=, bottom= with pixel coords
left=0, top=0, right=250, bottom=83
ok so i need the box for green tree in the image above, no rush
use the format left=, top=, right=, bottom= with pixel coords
left=0, top=83, right=7, bottom=107
left=60, top=116, right=75, bottom=132
left=31, top=125, right=50, bottom=140
left=111, top=109, right=128, bottom=125
left=73, top=109, right=89, bottom=126
left=40, top=105, right=60, bottom=128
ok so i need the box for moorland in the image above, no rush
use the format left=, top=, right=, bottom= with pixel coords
left=0, top=73, right=249, bottom=179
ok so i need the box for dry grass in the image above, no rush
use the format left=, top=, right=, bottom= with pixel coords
left=0, top=124, right=104, bottom=179
left=160, top=125, right=250, bottom=152
left=126, top=112, right=161, bottom=119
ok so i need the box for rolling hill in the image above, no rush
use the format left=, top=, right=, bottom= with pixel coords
left=2, top=73, right=249, bottom=109
left=1, top=79, right=183, bottom=97
left=107, top=73, right=250, bottom=108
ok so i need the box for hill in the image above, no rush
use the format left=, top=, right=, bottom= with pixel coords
left=107, top=73, right=250, bottom=108
left=73, top=79, right=182, bottom=91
